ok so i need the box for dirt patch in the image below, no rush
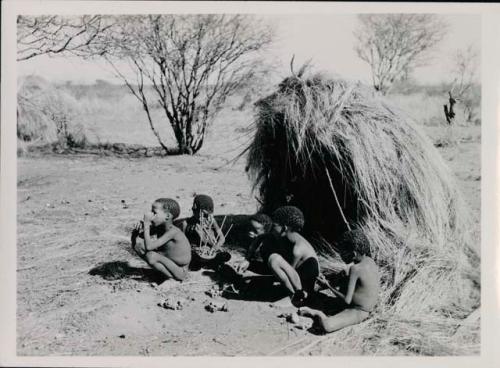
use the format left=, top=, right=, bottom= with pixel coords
left=17, top=126, right=480, bottom=355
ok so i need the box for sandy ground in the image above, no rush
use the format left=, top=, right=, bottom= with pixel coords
left=16, top=125, right=480, bottom=356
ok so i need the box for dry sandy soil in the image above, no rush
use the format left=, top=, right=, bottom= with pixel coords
left=16, top=124, right=480, bottom=356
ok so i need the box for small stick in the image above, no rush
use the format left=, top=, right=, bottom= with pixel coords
left=316, top=274, right=346, bottom=300
left=222, top=224, right=233, bottom=241
left=219, top=215, right=227, bottom=233
left=325, top=167, right=351, bottom=232
left=214, top=215, right=228, bottom=245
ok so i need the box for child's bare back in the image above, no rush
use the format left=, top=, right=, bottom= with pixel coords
left=347, top=256, right=379, bottom=312
left=299, top=229, right=379, bottom=333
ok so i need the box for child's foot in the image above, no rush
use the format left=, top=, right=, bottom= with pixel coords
left=298, top=307, right=327, bottom=331
left=291, top=290, right=308, bottom=307
left=127, top=258, right=145, bottom=268
left=298, top=306, right=321, bottom=319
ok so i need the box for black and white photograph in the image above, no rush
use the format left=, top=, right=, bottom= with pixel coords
left=1, top=1, right=499, bottom=365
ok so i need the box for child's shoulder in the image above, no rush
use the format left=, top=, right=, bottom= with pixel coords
left=174, top=218, right=187, bottom=227
left=288, top=232, right=312, bottom=247
left=356, top=256, right=377, bottom=273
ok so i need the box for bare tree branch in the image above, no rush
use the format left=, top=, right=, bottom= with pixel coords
left=354, top=14, right=448, bottom=94
left=100, top=14, right=274, bottom=154
left=17, top=15, right=115, bottom=61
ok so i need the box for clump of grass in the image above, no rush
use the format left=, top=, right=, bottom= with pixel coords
left=245, top=72, right=480, bottom=354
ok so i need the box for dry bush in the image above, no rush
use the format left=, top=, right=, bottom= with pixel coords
left=245, top=72, right=479, bottom=354
left=389, top=83, right=481, bottom=127
left=17, top=76, right=89, bottom=150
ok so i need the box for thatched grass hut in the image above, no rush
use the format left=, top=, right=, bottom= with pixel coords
left=245, top=72, right=480, bottom=354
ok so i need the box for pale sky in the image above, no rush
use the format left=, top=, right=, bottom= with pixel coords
left=17, top=14, right=481, bottom=85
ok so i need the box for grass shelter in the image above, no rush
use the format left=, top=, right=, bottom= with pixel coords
left=244, top=72, right=480, bottom=354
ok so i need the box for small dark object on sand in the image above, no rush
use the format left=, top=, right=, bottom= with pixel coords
left=205, top=301, right=228, bottom=313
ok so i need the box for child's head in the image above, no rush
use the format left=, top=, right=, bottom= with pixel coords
left=337, top=229, right=371, bottom=263
left=248, top=213, right=272, bottom=239
left=151, top=198, right=180, bottom=226
left=270, top=206, right=305, bottom=237
left=192, top=194, right=214, bottom=218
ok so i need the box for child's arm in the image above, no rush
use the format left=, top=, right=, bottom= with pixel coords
left=344, top=268, right=359, bottom=305
left=246, top=238, right=261, bottom=259
left=235, top=237, right=263, bottom=273
left=290, top=239, right=308, bottom=268
left=143, top=214, right=176, bottom=251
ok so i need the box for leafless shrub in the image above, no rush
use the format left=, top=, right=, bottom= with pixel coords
left=355, top=14, right=447, bottom=94
left=100, top=15, right=274, bottom=155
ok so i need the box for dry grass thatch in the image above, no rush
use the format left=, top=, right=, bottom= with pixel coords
left=17, top=75, right=88, bottom=151
left=245, top=72, right=480, bottom=355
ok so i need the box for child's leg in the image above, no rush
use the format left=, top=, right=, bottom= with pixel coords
left=131, top=233, right=147, bottom=258
left=296, top=258, right=320, bottom=295
left=145, top=252, right=188, bottom=281
left=267, top=253, right=302, bottom=294
left=299, top=306, right=369, bottom=333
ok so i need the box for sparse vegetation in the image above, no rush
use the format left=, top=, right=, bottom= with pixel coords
left=17, top=76, right=89, bottom=152
left=355, top=14, right=447, bottom=94
left=96, top=15, right=274, bottom=155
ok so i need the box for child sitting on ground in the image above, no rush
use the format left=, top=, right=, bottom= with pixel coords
left=235, top=213, right=273, bottom=275
left=298, top=229, right=380, bottom=333
left=255, top=206, right=320, bottom=307
left=131, top=198, right=191, bottom=282
left=179, top=194, right=229, bottom=270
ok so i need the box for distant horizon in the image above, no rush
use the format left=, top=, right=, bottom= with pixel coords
left=18, top=14, right=481, bottom=86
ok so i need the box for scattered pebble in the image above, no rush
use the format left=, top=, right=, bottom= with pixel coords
left=158, top=297, right=184, bottom=310
left=102, top=206, right=108, bottom=211
left=205, top=301, right=228, bottom=313
left=205, top=286, right=223, bottom=298
left=88, top=199, right=93, bottom=202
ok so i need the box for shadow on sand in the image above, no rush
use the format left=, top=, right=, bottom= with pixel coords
left=201, top=261, right=350, bottom=318
left=88, top=260, right=166, bottom=284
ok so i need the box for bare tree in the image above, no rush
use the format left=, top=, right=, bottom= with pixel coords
left=355, top=14, right=448, bottom=94
left=446, top=45, right=480, bottom=123
left=100, top=15, right=274, bottom=154
left=17, top=15, right=114, bottom=61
